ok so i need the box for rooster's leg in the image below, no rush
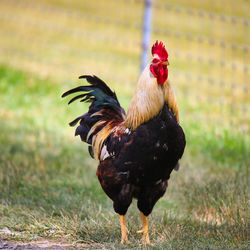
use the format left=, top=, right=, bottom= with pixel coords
left=119, top=215, right=129, bottom=244
left=137, top=212, right=151, bottom=245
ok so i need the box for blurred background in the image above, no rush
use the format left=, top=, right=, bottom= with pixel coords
left=0, top=0, right=249, bottom=128
left=0, top=0, right=249, bottom=247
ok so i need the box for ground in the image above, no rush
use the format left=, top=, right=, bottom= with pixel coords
left=0, top=238, right=80, bottom=249
left=0, top=0, right=249, bottom=249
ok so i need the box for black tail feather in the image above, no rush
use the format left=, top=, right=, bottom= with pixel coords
left=69, top=114, right=86, bottom=127
left=78, top=75, right=115, bottom=98
left=62, top=75, right=125, bottom=150
left=68, top=94, right=87, bottom=105
left=61, top=86, right=87, bottom=98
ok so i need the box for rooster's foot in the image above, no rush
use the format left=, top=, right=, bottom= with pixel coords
left=120, top=215, right=130, bottom=244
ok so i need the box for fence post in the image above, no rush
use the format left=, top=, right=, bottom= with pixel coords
left=141, top=0, right=153, bottom=71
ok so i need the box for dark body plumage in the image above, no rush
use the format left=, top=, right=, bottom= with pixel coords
left=62, top=75, right=186, bottom=217
left=97, top=104, right=185, bottom=216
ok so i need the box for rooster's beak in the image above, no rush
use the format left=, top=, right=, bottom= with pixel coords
left=162, top=61, right=169, bottom=66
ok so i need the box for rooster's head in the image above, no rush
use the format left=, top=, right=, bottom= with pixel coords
left=150, top=41, right=169, bottom=85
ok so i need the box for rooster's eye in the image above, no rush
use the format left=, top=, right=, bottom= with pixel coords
left=152, top=59, right=159, bottom=63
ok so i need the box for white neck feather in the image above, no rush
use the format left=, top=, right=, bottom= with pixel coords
left=125, top=64, right=165, bottom=129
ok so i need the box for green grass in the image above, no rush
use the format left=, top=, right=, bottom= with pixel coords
left=0, top=64, right=249, bottom=249
left=0, top=0, right=249, bottom=248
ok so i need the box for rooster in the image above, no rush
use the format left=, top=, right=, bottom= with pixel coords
left=62, top=41, right=186, bottom=245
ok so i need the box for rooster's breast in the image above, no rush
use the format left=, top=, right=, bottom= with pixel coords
left=114, top=103, right=186, bottom=185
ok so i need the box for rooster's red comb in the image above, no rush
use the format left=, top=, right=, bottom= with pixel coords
left=151, top=41, right=168, bottom=61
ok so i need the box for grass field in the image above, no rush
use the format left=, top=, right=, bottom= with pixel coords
left=0, top=0, right=249, bottom=249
